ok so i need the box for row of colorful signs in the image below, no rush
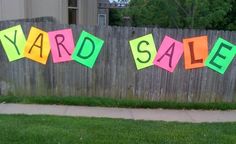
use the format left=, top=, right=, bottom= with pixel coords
left=130, top=34, right=236, bottom=74
left=0, top=25, right=235, bottom=74
left=0, top=25, right=104, bottom=68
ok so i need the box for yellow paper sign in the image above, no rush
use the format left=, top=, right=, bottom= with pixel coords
left=129, top=34, right=157, bottom=70
left=24, top=27, right=51, bottom=64
left=0, top=25, right=26, bottom=62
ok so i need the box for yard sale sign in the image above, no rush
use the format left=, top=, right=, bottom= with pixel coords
left=0, top=24, right=236, bottom=74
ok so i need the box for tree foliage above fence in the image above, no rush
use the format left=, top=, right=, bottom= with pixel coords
left=125, top=0, right=236, bottom=30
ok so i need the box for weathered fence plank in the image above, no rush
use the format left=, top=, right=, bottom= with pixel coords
left=0, top=21, right=236, bottom=102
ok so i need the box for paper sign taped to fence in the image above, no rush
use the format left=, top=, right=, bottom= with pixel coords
left=129, top=34, right=157, bottom=70
left=72, top=30, right=104, bottom=68
left=153, top=36, right=183, bottom=72
left=24, top=27, right=51, bottom=65
left=0, top=25, right=26, bottom=61
left=205, top=38, right=236, bottom=74
left=48, top=29, right=75, bottom=63
left=183, top=36, right=208, bottom=69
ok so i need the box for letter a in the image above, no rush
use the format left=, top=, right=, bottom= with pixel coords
left=24, top=27, right=51, bottom=65
left=153, top=36, right=183, bottom=72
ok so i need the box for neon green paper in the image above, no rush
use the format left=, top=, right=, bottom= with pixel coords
left=129, top=34, right=157, bottom=70
left=0, top=25, right=26, bottom=61
left=205, top=38, right=236, bottom=74
left=72, top=31, right=104, bottom=68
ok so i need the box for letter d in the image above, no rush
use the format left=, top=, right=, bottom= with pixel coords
left=72, top=31, right=104, bottom=68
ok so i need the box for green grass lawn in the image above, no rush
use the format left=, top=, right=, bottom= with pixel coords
left=0, top=96, right=236, bottom=110
left=0, top=115, right=235, bottom=144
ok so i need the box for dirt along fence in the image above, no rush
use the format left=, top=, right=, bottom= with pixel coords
left=0, top=20, right=236, bottom=103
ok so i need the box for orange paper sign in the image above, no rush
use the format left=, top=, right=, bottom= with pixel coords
left=24, top=27, right=51, bottom=64
left=183, top=36, right=208, bottom=69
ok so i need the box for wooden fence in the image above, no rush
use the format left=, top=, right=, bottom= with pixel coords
left=0, top=21, right=236, bottom=102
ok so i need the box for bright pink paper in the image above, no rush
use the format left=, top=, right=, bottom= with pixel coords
left=48, top=29, right=75, bottom=63
left=153, top=36, right=183, bottom=72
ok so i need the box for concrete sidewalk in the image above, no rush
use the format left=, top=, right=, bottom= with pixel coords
left=0, top=103, right=236, bottom=123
